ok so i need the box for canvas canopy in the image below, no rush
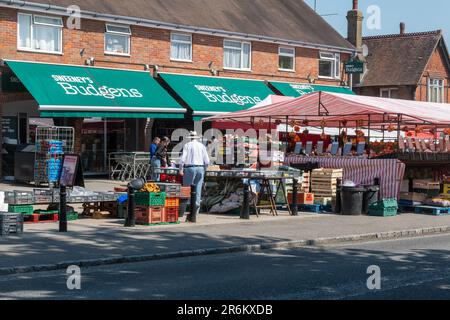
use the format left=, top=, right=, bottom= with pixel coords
left=204, top=91, right=450, bottom=128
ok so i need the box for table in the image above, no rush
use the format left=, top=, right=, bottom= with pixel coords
left=205, top=171, right=295, bottom=216
left=285, top=156, right=406, bottom=199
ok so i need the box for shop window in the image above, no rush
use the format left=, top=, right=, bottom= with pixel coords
left=171, top=33, right=192, bottom=62
left=105, top=24, right=131, bottom=56
left=17, top=13, right=63, bottom=54
left=319, top=52, right=341, bottom=79
left=223, top=40, right=251, bottom=70
left=427, top=78, right=445, bottom=103
left=279, top=47, right=295, bottom=71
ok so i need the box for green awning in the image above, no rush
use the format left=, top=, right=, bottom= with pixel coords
left=5, top=60, right=186, bottom=118
left=269, top=81, right=355, bottom=97
left=159, top=73, right=275, bottom=117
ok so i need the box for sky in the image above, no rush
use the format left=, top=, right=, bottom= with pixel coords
left=304, top=0, right=450, bottom=45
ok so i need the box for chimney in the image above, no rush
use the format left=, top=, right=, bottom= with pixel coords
left=400, top=22, right=406, bottom=35
left=347, top=0, right=364, bottom=49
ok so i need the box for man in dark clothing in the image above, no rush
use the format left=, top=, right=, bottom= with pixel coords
left=151, top=137, right=171, bottom=181
left=149, top=137, right=160, bottom=159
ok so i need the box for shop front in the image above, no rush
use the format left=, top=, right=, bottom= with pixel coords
left=1, top=60, right=186, bottom=179
left=268, top=81, right=355, bottom=97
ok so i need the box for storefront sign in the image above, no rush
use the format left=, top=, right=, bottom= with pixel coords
left=269, top=81, right=355, bottom=98
left=344, top=60, right=364, bottom=74
left=160, top=73, right=274, bottom=116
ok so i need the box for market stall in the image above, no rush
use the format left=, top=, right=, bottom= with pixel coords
left=204, top=91, right=450, bottom=215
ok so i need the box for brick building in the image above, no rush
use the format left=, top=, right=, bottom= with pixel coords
left=0, top=0, right=355, bottom=178
left=346, top=2, right=450, bottom=102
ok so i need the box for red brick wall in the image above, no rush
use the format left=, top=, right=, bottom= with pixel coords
left=0, top=7, right=349, bottom=85
left=415, top=47, right=450, bottom=102
left=356, top=85, right=415, bottom=100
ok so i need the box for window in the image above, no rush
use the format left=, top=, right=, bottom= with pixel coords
left=279, top=47, right=295, bottom=71
left=427, top=78, right=445, bottom=103
left=380, top=88, right=398, bottom=99
left=319, top=52, right=341, bottom=79
left=223, top=40, right=251, bottom=70
left=105, top=24, right=131, bottom=55
left=170, top=33, right=192, bottom=62
left=17, top=13, right=63, bottom=54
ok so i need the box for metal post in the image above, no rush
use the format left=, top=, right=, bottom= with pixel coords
left=125, top=187, right=136, bottom=227
left=59, top=185, right=67, bottom=232
left=189, top=184, right=197, bottom=223
left=241, top=181, right=250, bottom=219
left=291, top=178, right=298, bottom=216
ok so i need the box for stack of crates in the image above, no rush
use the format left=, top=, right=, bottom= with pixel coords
left=134, top=190, right=166, bottom=225
left=158, top=183, right=181, bottom=223
left=368, top=199, right=398, bottom=217
left=0, top=212, right=24, bottom=237
left=311, top=168, right=343, bottom=204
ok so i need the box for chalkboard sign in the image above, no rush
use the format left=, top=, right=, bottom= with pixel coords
left=59, top=154, right=85, bottom=187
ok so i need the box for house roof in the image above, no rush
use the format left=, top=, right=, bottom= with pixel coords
left=360, top=30, right=450, bottom=87
left=2, top=0, right=354, bottom=51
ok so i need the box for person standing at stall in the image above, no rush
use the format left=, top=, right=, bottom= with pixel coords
left=179, top=131, right=210, bottom=221
left=151, top=136, right=170, bottom=181
left=149, top=137, right=160, bottom=159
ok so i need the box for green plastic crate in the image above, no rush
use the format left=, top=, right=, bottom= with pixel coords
left=135, top=192, right=166, bottom=206
left=8, top=205, right=34, bottom=215
left=34, top=209, right=59, bottom=215
left=67, top=213, right=79, bottom=221
left=368, top=207, right=398, bottom=217
left=369, top=198, right=398, bottom=210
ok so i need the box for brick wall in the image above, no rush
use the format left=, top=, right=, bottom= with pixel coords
left=356, top=85, right=415, bottom=100
left=415, top=47, right=450, bottom=102
left=0, top=7, right=349, bottom=85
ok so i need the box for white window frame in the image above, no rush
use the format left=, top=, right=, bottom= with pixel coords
left=427, top=78, right=445, bottom=103
left=319, top=51, right=341, bottom=79
left=278, top=46, right=295, bottom=72
left=170, top=32, right=193, bottom=62
left=223, top=39, right=252, bottom=71
left=104, top=23, right=131, bottom=56
left=380, top=88, right=398, bottom=98
left=17, top=12, right=63, bottom=55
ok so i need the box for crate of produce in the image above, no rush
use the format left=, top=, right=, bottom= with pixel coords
left=33, top=189, right=54, bottom=204
left=163, top=206, right=179, bottom=223
left=8, top=204, right=34, bottom=215
left=180, top=186, right=191, bottom=199
left=368, top=206, right=398, bottom=217
left=135, top=192, right=166, bottom=206
left=67, top=212, right=79, bottom=221
left=135, top=206, right=164, bottom=225
left=157, top=183, right=181, bottom=197
left=165, top=197, right=180, bottom=207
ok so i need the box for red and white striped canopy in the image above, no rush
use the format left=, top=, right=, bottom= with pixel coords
left=204, top=92, right=450, bottom=128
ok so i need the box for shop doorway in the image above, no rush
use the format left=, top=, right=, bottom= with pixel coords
left=81, top=118, right=127, bottom=175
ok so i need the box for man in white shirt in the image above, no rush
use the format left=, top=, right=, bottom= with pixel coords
left=179, top=131, right=210, bottom=221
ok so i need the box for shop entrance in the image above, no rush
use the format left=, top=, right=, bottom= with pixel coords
left=81, top=118, right=126, bottom=175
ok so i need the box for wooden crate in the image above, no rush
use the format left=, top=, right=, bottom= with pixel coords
left=287, top=192, right=314, bottom=205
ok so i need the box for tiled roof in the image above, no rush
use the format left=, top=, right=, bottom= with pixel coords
left=361, top=30, right=446, bottom=86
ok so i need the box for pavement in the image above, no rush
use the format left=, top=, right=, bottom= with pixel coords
left=2, top=210, right=450, bottom=276
left=1, top=233, right=450, bottom=300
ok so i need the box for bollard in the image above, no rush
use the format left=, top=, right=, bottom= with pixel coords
left=291, top=178, right=298, bottom=216
left=335, top=178, right=342, bottom=214
left=189, top=184, right=197, bottom=223
left=59, top=184, right=67, bottom=232
left=241, top=181, right=250, bottom=219
left=124, top=187, right=136, bottom=227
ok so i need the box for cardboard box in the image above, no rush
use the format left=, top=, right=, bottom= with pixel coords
left=288, top=192, right=314, bottom=205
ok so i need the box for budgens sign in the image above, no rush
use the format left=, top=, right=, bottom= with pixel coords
left=52, top=75, right=144, bottom=100
left=194, top=85, right=262, bottom=106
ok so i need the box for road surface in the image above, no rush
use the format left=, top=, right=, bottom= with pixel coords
left=1, top=234, right=450, bottom=300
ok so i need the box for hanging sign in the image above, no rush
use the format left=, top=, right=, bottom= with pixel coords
left=345, top=60, right=364, bottom=74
